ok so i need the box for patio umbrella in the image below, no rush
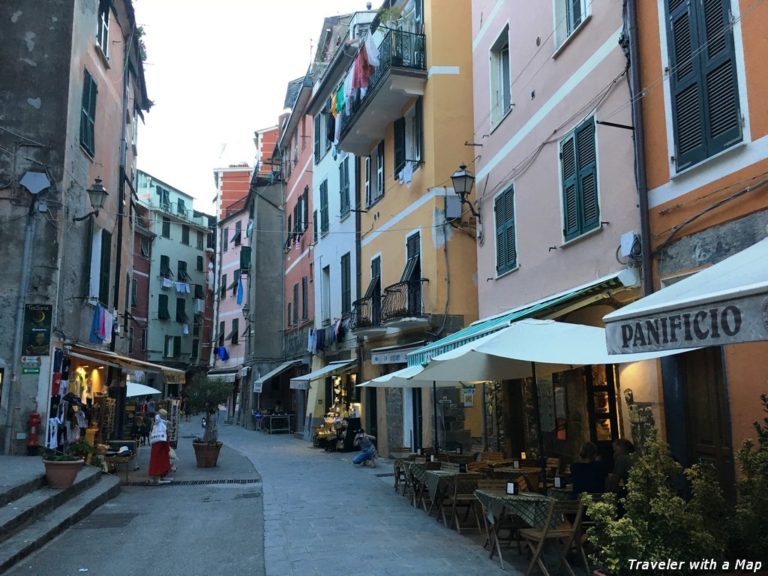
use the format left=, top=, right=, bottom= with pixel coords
left=126, top=382, right=162, bottom=398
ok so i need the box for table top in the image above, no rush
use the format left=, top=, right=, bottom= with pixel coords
left=475, top=488, right=552, bottom=528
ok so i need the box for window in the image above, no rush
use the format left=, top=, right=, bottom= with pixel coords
left=363, top=256, right=382, bottom=325
left=402, top=233, right=421, bottom=284
left=181, top=225, right=190, bottom=245
left=313, top=210, right=318, bottom=243
left=160, top=255, right=172, bottom=278
left=193, top=321, right=201, bottom=337
left=339, top=158, right=350, bottom=217
left=287, top=303, right=292, bottom=326
left=666, top=0, right=741, bottom=171
left=302, top=187, right=309, bottom=232
left=197, top=231, right=204, bottom=250
left=341, top=252, right=351, bottom=316
left=222, top=227, right=229, bottom=252
left=191, top=339, right=199, bottom=360
left=409, top=98, right=423, bottom=167
left=490, top=26, right=512, bottom=126
left=194, top=283, right=204, bottom=300
left=301, top=276, right=308, bottom=320
left=218, top=320, right=225, bottom=347
left=131, top=277, right=138, bottom=307
left=232, top=270, right=240, bottom=296
left=177, top=198, right=186, bottom=217
left=96, top=4, right=109, bottom=58
left=161, top=217, right=170, bottom=238
left=394, top=117, right=406, bottom=175
left=319, top=180, right=329, bottom=236
left=314, top=114, right=322, bottom=164
left=178, top=260, right=189, bottom=282
left=554, top=0, right=588, bottom=48
left=98, top=230, right=111, bottom=305
left=233, top=220, right=242, bottom=246
left=287, top=214, right=293, bottom=246
left=79, top=69, right=97, bottom=156
left=220, top=273, right=227, bottom=299
left=322, top=266, right=331, bottom=324
left=196, top=255, right=204, bottom=271
left=230, top=318, right=239, bottom=345
left=140, top=237, right=150, bottom=258
left=561, top=118, right=599, bottom=241
left=176, top=298, right=187, bottom=323
left=157, top=186, right=170, bottom=211
left=158, top=294, right=170, bottom=320
left=494, top=186, right=517, bottom=274
left=394, top=100, right=423, bottom=178
left=141, top=327, right=147, bottom=351
left=293, top=283, right=299, bottom=325
left=164, top=335, right=181, bottom=358
left=365, top=142, right=385, bottom=206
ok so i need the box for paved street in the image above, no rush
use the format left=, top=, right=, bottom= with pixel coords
left=6, top=416, right=530, bottom=576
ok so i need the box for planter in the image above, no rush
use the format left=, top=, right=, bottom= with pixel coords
left=192, top=441, right=222, bottom=468
left=43, top=459, right=84, bottom=488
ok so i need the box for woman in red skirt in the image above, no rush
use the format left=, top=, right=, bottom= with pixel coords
left=148, top=408, right=172, bottom=485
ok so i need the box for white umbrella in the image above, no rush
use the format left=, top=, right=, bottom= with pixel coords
left=126, top=382, right=162, bottom=398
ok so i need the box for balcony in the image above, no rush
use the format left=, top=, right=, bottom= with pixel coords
left=338, top=29, right=427, bottom=156
left=382, top=279, right=429, bottom=329
left=351, top=295, right=387, bottom=337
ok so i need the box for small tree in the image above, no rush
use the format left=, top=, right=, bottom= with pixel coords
left=185, top=374, right=231, bottom=443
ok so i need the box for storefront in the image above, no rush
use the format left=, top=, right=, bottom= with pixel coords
left=252, top=360, right=304, bottom=431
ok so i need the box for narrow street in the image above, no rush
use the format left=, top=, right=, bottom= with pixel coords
left=5, top=417, right=520, bottom=576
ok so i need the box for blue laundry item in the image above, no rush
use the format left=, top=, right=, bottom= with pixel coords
left=217, top=346, right=229, bottom=361
left=89, top=304, right=104, bottom=343
left=236, top=277, right=243, bottom=305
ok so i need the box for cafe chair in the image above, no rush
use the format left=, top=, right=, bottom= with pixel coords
left=519, top=499, right=589, bottom=576
left=441, top=473, right=482, bottom=533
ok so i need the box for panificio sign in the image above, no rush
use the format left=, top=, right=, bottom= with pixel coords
left=605, top=293, right=768, bottom=354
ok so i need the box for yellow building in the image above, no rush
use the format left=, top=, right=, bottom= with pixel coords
left=334, top=0, right=477, bottom=456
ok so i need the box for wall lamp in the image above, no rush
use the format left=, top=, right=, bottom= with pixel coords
left=450, top=164, right=480, bottom=223
left=73, top=177, right=108, bottom=222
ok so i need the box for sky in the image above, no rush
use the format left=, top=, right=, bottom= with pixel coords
left=134, top=0, right=372, bottom=215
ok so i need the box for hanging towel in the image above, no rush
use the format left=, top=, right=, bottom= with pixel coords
left=89, top=305, right=102, bottom=343
left=183, top=323, right=190, bottom=335
left=403, top=161, right=413, bottom=184
left=336, top=83, right=345, bottom=115
left=343, top=71, right=354, bottom=115
left=236, top=276, right=244, bottom=305
left=162, top=277, right=173, bottom=289
left=103, top=309, right=114, bottom=345
left=365, top=34, right=380, bottom=67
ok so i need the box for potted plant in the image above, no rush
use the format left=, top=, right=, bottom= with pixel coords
left=185, top=373, right=231, bottom=468
left=41, top=441, right=93, bottom=488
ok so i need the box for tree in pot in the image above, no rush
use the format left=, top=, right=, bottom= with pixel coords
left=185, top=374, right=231, bottom=467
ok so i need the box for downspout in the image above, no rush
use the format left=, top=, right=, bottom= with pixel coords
left=626, top=0, right=653, bottom=295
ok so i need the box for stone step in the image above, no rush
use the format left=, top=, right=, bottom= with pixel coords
left=0, top=470, right=121, bottom=573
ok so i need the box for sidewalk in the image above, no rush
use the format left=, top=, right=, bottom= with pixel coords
left=216, top=417, right=520, bottom=576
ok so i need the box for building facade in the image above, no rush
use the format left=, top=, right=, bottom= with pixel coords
left=0, top=0, right=150, bottom=452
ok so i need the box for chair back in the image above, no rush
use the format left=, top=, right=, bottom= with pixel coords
left=546, top=457, right=561, bottom=476
left=453, top=473, right=481, bottom=495
left=516, top=474, right=531, bottom=493
left=544, top=499, right=584, bottom=531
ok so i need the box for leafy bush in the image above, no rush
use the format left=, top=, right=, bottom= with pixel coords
left=185, top=374, right=231, bottom=443
left=585, top=435, right=727, bottom=575
left=42, top=440, right=94, bottom=462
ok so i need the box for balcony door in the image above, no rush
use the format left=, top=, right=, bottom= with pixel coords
left=370, top=256, right=381, bottom=325
left=402, top=233, right=421, bottom=315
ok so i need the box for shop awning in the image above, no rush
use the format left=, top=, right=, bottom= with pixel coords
left=207, top=369, right=238, bottom=383
left=69, top=344, right=185, bottom=383
left=289, top=360, right=355, bottom=390
left=254, top=360, right=303, bottom=392
left=604, top=238, right=768, bottom=354
left=416, top=319, right=692, bottom=383
left=357, top=364, right=433, bottom=388
left=370, top=342, right=425, bottom=365
left=407, top=272, right=628, bottom=366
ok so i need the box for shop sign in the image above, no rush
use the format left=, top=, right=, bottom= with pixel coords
left=605, top=294, right=768, bottom=354
left=21, top=355, right=41, bottom=374
left=253, top=375, right=263, bottom=394
left=23, top=304, right=52, bottom=356
left=371, top=346, right=422, bottom=365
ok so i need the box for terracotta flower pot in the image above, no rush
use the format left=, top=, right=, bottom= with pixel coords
left=43, top=459, right=84, bottom=489
left=192, top=441, right=222, bottom=468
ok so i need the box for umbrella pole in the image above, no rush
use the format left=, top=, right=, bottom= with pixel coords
left=530, top=362, right=546, bottom=484
left=432, top=381, right=439, bottom=454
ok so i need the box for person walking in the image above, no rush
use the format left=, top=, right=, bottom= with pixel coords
left=148, top=408, right=172, bottom=485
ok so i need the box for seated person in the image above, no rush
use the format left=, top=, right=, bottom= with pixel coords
left=606, top=438, right=635, bottom=494
left=571, top=441, right=608, bottom=497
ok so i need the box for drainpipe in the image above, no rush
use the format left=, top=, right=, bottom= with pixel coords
left=626, top=0, right=653, bottom=295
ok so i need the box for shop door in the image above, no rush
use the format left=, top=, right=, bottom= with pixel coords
left=682, top=347, right=735, bottom=499
left=365, top=386, right=377, bottom=438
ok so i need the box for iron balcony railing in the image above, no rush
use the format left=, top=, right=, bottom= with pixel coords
left=351, top=295, right=382, bottom=330
left=341, top=29, right=426, bottom=139
left=382, top=279, right=427, bottom=323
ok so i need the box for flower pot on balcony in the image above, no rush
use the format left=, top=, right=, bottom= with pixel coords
left=43, top=458, right=84, bottom=489
left=192, top=441, right=222, bottom=468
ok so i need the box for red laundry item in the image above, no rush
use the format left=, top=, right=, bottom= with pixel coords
left=352, top=44, right=374, bottom=90
left=51, top=373, right=62, bottom=396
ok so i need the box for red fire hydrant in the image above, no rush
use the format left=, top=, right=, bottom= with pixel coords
left=27, top=410, right=41, bottom=455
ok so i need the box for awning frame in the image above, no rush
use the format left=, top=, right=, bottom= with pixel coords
left=289, top=360, right=355, bottom=390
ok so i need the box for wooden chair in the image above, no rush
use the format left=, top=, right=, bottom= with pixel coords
left=480, top=451, right=505, bottom=462
left=476, top=481, right=527, bottom=568
left=440, top=473, right=482, bottom=533
left=519, top=499, right=589, bottom=576
left=440, top=462, right=462, bottom=473
left=415, top=461, right=442, bottom=510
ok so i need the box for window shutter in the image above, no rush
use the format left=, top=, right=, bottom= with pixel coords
left=240, top=246, right=251, bottom=272
left=314, top=114, right=321, bottom=164
left=415, top=98, right=423, bottom=162
left=302, top=187, right=309, bottom=230
left=494, top=188, right=516, bottom=274
left=99, top=230, right=111, bottom=305
left=494, top=195, right=507, bottom=273
left=159, top=294, right=169, bottom=320
left=173, top=336, right=181, bottom=358
left=700, top=0, right=741, bottom=154
left=320, top=181, right=329, bottom=234
left=313, top=210, right=318, bottom=242
left=577, top=120, right=599, bottom=231
left=364, top=157, right=371, bottom=206
left=561, top=135, right=579, bottom=240
left=394, top=117, right=406, bottom=175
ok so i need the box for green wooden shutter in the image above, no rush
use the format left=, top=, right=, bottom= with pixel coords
left=577, top=120, right=599, bottom=232
left=394, top=117, right=406, bottom=175
left=320, top=181, right=329, bottom=234
left=99, top=230, right=111, bottom=305
left=302, top=187, right=309, bottom=230
left=700, top=0, right=741, bottom=153
left=494, top=195, right=507, bottom=274
left=313, top=210, right=318, bottom=242
left=240, top=246, right=251, bottom=272
left=415, top=98, right=423, bottom=161
left=313, top=114, right=321, bottom=164
left=561, top=135, right=579, bottom=240
left=495, top=188, right=516, bottom=274
left=173, top=336, right=181, bottom=358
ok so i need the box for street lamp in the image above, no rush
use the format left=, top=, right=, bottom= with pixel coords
left=450, top=164, right=480, bottom=222
left=73, top=178, right=108, bottom=222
